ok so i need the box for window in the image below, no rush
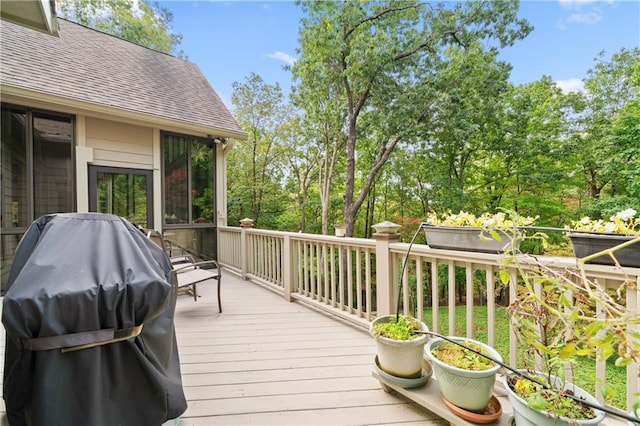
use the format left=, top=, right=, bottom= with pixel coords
left=89, top=166, right=153, bottom=229
left=163, top=133, right=215, bottom=225
left=1, top=105, right=74, bottom=292
left=162, top=132, right=217, bottom=260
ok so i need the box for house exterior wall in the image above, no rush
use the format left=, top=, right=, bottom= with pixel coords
left=75, top=116, right=164, bottom=228
left=1, top=96, right=230, bottom=293
left=86, top=117, right=154, bottom=169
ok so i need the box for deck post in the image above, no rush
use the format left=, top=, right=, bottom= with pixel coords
left=282, top=234, right=293, bottom=302
left=373, top=222, right=401, bottom=316
left=239, top=218, right=254, bottom=280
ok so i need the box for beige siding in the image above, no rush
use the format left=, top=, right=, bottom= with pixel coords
left=86, top=117, right=153, bottom=169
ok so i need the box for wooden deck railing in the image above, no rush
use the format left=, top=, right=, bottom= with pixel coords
left=218, top=225, right=640, bottom=415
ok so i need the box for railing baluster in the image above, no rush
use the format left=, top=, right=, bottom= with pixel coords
left=356, top=248, right=362, bottom=316
left=486, top=265, right=496, bottom=348
left=466, top=262, right=473, bottom=339
left=448, top=260, right=455, bottom=335
left=431, top=260, right=439, bottom=334
left=365, top=249, right=372, bottom=318
left=416, top=258, right=423, bottom=324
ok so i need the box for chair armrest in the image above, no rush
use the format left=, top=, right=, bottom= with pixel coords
left=173, top=260, right=220, bottom=274
left=170, top=255, right=195, bottom=265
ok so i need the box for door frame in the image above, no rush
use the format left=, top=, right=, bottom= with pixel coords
left=88, top=166, right=154, bottom=228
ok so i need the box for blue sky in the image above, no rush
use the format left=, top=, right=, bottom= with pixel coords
left=164, top=0, right=639, bottom=109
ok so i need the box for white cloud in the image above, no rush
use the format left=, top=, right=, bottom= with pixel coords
left=566, top=9, right=603, bottom=24
left=556, top=2, right=604, bottom=29
left=558, top=0, right=613, bottom=10
left=267, top=51, right=296, bottom=65
left=556, top=78, right=585, bottom=93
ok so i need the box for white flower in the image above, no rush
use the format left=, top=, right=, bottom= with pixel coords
left=580, top=217, right=590, bottom=225
left=616, top=208, right=637, bottom=221
left=604, top=222, right=616, bottom=233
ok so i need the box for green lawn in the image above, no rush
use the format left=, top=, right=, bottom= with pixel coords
left=421, top=305, right=628, bottom=408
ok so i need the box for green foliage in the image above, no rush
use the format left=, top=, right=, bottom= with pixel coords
left=229, top=73, right=291, bottom=228
left=372, top=316, right=423, bottom=341
left=292, top=0, right=531, bottom=236
left=422, top=305, right=629, bottom=406
left=567, top=48, right=640, bottom=202
left=501, top=225, right=640, bottom=416
left=56, top=0, right=182, bottom=55
left=431, top=341, right=495, bottom=371
left=213, top=8, right=636, bottom=238
left=511, top=373, right=596, bottom=420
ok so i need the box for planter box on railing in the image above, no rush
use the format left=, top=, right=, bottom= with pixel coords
left=423, top=225, right=519, bottom=254
left=568, top=233, right=640, bottom=268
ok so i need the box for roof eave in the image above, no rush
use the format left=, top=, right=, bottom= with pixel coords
left=1, top=84, right=248, bottom=140
left=0, top=0, right=59, bottom=37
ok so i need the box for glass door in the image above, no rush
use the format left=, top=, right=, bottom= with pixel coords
left=89, top=166, right=153, bottom=229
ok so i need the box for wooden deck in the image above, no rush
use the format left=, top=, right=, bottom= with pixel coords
left=173, top=272, right=448, bottom=425
left=0, top=272, right=448, bottom=426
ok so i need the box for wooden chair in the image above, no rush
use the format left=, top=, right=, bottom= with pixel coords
left=145, top=229, right=222, bottom=313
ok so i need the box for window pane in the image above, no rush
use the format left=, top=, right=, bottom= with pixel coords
left=97, top=172, right=149, bottom=228
left=1, top=107, right=28, bottom=228
left=163, top=227, right=217, bottom=260
left=191, top=141, right=214, bottom=223
left=164, top=135, right=189, bottom=224
left=1, top=107, right=28, bottom=293
left=33, top=114, right=73, bottom=218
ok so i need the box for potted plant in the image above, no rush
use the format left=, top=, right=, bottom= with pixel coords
left=424, top=210, right=538, bottom=253
left=499, top=225, right=640, bottom=425
left=424, top=336, right=502, bottom=413
left=567, top=208, right=640, bottom=267
left=369, top=314, right=429, bottom=380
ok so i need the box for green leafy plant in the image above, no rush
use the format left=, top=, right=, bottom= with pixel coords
left=509, top=373, right=596, bottom=420
left=372, top=316, right=423, bottom=340
left=499, top=222, right=640, bottom=421
left=431, top=341, right=495, bottom=371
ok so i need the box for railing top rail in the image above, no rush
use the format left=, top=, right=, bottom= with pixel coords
left=222, top=225, right=377, bottom=248
left=390, top=241, right=640, bottom=281
left=290, top=234, right=375, bottom=248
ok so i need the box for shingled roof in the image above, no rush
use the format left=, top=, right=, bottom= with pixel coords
left=0, top=18, right=246, bottom=139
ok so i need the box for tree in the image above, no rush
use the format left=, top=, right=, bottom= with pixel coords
left=293, top=0, right=532, bottom=237
left=570, top=48, right=639, bottom=204
left=229, top=73, right=291, bottom=227
left=56, top=0, right=182, bottom=55
left=280, top=115, right=322, bottom=233
left=479, top=77, right=574, bottom=221
left=422, top=42, right=511, bottom=213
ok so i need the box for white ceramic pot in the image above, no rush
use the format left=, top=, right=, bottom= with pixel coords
left=369, top=315, right=429, bottom=379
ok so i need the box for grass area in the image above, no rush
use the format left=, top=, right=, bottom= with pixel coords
left=421, top=305, right=628, bottom=408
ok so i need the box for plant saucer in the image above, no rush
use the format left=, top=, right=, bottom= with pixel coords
left=373, top=355, right=432, bottom=389
left=442, top=394, right=502, bottom=424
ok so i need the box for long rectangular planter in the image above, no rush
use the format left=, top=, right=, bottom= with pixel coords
left=423, top=225, right=518, bottom=254
left=568, top=233, right=640, bottom=268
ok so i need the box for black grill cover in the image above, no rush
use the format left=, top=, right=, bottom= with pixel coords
left=2, top=213, right=187, bottom=425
